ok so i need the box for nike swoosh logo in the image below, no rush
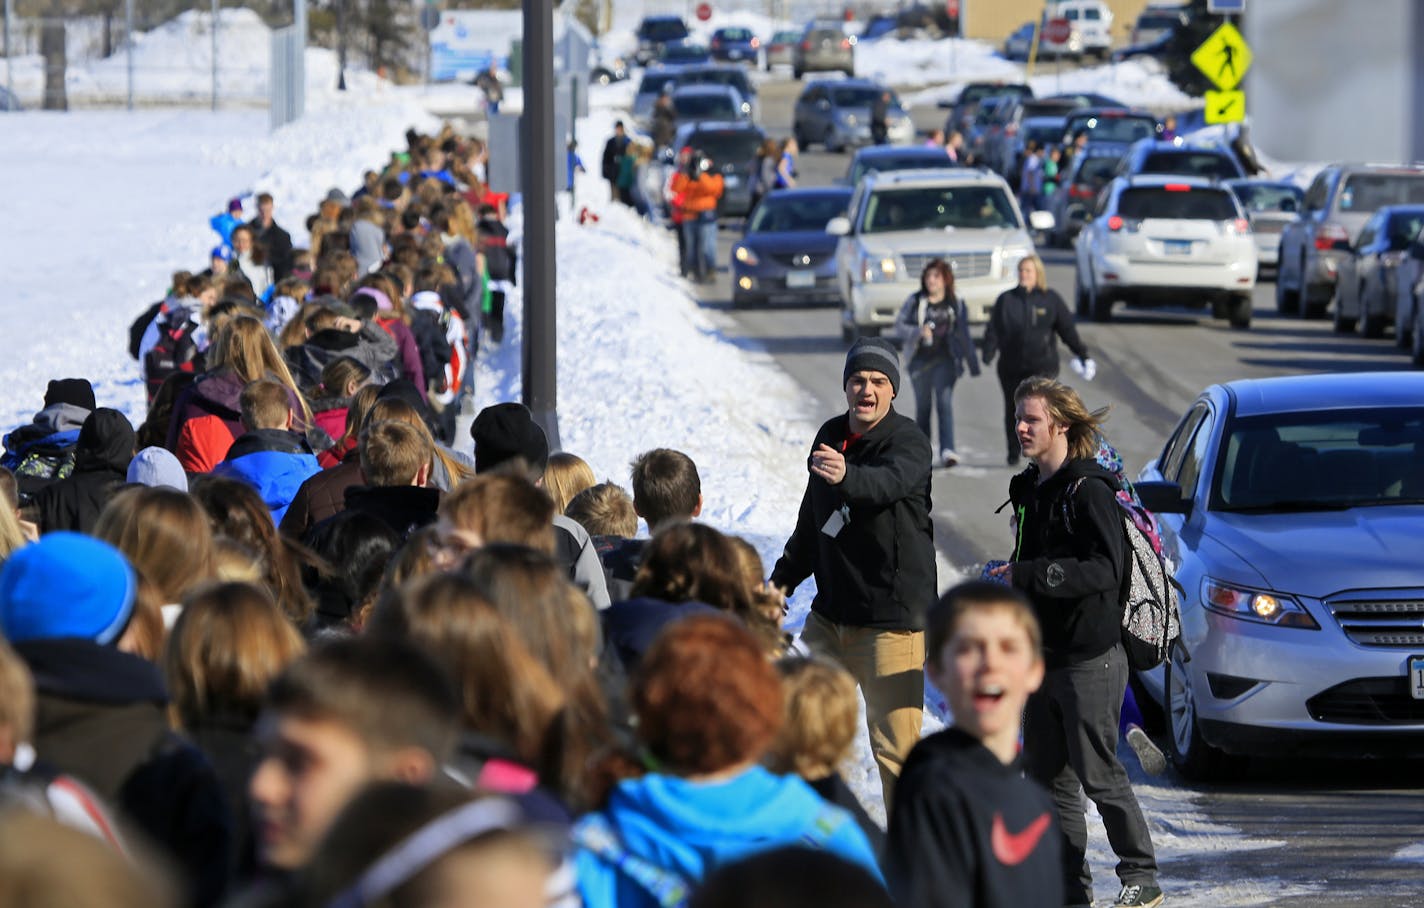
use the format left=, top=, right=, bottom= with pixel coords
left=991, top=811, right=1052, bottom=866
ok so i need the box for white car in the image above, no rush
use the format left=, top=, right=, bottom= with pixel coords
left=828, top=168, right=1054, bottom=339
left=1048, top=0, right=1114, bottom=59
left=1073, top=175, right=1257, bottom=327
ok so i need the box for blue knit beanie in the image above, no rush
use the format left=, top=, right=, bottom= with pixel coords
left=0, top=533, right=137, bottom=646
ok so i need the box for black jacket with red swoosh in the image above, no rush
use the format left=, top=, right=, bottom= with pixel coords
left=885, top=727, right=1063, bottom=908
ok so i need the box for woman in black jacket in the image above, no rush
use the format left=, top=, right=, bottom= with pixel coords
left=894, top=259, right=980, bottom=468
left=982, top=254, right=1092, bottom=466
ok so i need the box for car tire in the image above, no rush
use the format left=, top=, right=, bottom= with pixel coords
left=1360, top=284, right=1387, bottom=338
left=1089, top=277, right=1113, bottom=323
left=793, top=66, right=804, bottom=80
left=1413, top=314, right=1424, bottom=367
left=1395, top=296, right=1413, bottom=349
left=1227, top=294, right=1252, bottom=329
left=1302, top=282, right=1329, bottom=319
left=731, top=291, right=755, bottom=309
left=1074, top=271, right=1089, bottom=318
left=1275, top=271, right=1299, bottom=315
left=1331, top=286, right=1356, bottom=333
left=1165, top=643, right=1230, bottom=782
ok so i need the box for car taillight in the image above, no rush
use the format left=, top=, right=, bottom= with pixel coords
left=1164, top=183, right=1192, bottom=192
left=1223, top=218, right=1251, bottom=235
left=801, top=40, right=811, bottom=50
left=711, top=39, right=721, bottom=48
left=840, top=38, right=852, bottom=49
left=1107, top=216, right=1140, bottom=233
left=1108, top=215, right=1124, bottom=231
left=1315, top=223, right=1349, bottom=250
left=750, top=37, right=760, bottom=48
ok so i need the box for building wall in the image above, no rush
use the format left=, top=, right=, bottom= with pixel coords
left=1244, top=0, right=1417, bottom=164
left=961, top=0, right=1157, bottom=45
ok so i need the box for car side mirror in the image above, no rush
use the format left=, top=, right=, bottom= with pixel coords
left=826, top=216, right=851, bottom=236
left=1136, top=481, right=1192, bottom=516
left=1028, top=210, right=1056, bottom=231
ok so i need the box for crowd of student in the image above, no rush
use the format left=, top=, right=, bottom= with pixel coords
left=0, top=118, right=1164, bottom=908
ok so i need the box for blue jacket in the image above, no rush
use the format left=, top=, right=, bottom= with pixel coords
left=213, top=428, right=321, bottom=525
left=574, top=766, right=883, bottom=908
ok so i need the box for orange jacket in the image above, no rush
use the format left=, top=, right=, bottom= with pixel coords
left=669, top=172, right=724, bottom=215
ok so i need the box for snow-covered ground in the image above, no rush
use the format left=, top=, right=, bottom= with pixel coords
left=0, top=9, right=1377, bottom=905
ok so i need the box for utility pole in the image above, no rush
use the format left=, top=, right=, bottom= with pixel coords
left=125, top=0, right=133, bottom=110
left=522, top=0, right=559, bottom=447
left=211, top=0, right=219, bottom=111
left=337, top=0, right=347, bottom=90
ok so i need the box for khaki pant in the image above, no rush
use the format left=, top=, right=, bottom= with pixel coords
left=801, top=610, right=925, bottom=805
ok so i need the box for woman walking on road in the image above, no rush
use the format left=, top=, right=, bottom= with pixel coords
left=894, top=259, right=979, bottom=468
left=982, top=254, right=1093, bottom=466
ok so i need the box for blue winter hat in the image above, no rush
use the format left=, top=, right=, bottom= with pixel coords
left=0, top=532, right=137, bottom=646
left=127, top=446, right=189, bottom=492
left=212, top=244, right=234, bottom=262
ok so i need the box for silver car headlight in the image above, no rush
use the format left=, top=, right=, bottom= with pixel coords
left=1000, top=245, right=1031, bottom=277
left=859, top=251, right=897, bottom=283
left=839, top=111, right=858, bottom=126
left=1201, top=578, right=1320, bottom=629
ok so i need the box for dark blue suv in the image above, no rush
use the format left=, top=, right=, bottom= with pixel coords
left=709, top=27, right=760, bottom=64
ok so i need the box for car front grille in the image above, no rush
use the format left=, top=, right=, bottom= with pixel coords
left=1306, top=677, right=1424, bottom=725
left=901, top=251, right=994, bottom=280
left=1326, top=597, right=1424, bottom=647
left=769, top=252, right=829, bottom=268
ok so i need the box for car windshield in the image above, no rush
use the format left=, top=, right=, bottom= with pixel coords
left=850, top=153, right=954, bottom=185
left=1024, top=122, right=1065, bottom=147
left=1074, top=154, right=1122, bottom=186
left=1386, top=212, right=1424, bottom=244
left=686, top=130, right=761, bottom=164
left=1230, top=183, right=1303, bottom=213
left=719, top=29, right=752, bottom=40
left=1215, top=408, right=1424, bottom=512
left=642, top=20, right=688, bottom=41
left=831, top=86, right=887, bottom=107
left=682, top=69, right=753, bottom=95
left=663, top=45, right=710, bottom=62
left=675, top=93, right=736, bottom=118
left=638, top=73, right=674, bottom=95
left=1067, top=115, right=1155, bottom=143
left=747, top=194, right=849, bottom=232
left=861, top=186, right=1019, bottom=232
left=1338, top=175, right=1424, bottom=211
left=1118, top=187, right=1237, bottom=220
left=773, top=30, right=800, bottom=42
left=1140, top=151, right=1240, bottom=179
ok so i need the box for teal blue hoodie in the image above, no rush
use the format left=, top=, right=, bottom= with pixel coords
left=575, top=766, right=883, bottom=908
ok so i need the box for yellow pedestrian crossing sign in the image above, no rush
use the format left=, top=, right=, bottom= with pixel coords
left=1191, top=22, right=1252, bottom=91
left=1204, top=89, right=1245, bottom=124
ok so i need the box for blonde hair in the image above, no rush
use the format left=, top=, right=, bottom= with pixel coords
left=1014, top=376, right=1109, bottom=461
left=0, top=498, right=25, bottom=562
left=94, top=487, right=216, bottom=606
left=1019, top=253, right=1048, bottom=292
left=766, top=656, right=859, bottom=781
left=363, top=397, right=473, bottom=488
left=164, top=581, right=306, bottom=730
left=543, top=452, right=596, bottom=514
left=207, top=315, right=312, bottom=423
left=240, top=378, right=293, bottom=431
left=564, top=481, right=637, bottom=538
left=361, top=420, right=433, bottom=487
left=439, top=475, right=556, bottom=553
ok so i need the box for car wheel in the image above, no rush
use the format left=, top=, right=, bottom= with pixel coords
left=1275, top=270, right=1299, bottom=315
left=1302, top=281, right=1329, bottom=319
left=1227, top=294, right=1252, bottom=329
left=1074, top=271, right=1089, bottom=317
left=1331, top=285, right=1356, bottom=333
left=1360, top=283, right=1387, bottom=338
left=1395, top=295, right=1413, bottom=349
left=793, top=66, right=804, bottom=80
left=1165, top=643, right=1229, bottom=781
left=731, top=291, right=754, bottom=309
left=1089, top=275, right=1113, bottom=323
left=1413, top=314, right=1424, bottom=367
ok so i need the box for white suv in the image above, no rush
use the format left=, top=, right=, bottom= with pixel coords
left=828, top=168, right=1053, bottom=339
left=1048, top=0, right=1114, bottom=59
left=1074, top=175, right=1257, bottom=326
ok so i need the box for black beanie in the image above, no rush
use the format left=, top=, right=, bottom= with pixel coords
left=470, top=403, right=550, bottom=475
left=44, top=378, right=96, bottom=411
left=843, top=337, right=901, bottom=396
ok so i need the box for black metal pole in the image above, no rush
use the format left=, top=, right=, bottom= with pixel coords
left=522, top=0, right=559, bottom=448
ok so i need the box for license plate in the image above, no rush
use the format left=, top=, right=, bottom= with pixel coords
left=1164, top=239, right=1193, bottom=255
left=1411, top=655, right=1424, bottom=700
left=786, top=269, right=815, bottom=289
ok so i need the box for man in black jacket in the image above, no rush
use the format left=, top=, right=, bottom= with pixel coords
left=248, top=192, right=294, bottom=282
left=602, top=121, right=632, bottom=204
left=772, top=337, right=934, bottom=805
left=990, top=377, right=1161, bottom=908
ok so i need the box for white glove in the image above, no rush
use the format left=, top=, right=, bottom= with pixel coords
left=1070, top=356, right=1097, bottom=381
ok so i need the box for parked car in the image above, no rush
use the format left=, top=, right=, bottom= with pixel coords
left=635, top=15, right=690, bottom=66
left=1224, top=179, right=1304, bottom=273
left=659, top=41, right=713, bottom=67
left=841, top=144, right=959, bottom=189
left=764, top=29, right=801, bottom=69
left=1048, top=0, right=1114, bottom=59
left=1277, top=164, right=1424, bottom=319
left=1060, top=108, right=1159, bottom=154
left=671, top=84, right=751, bottom=131
left=1134, top=371, right=1424, bottom=778
left=1332, top=205, right=1424, bottom=337
left=731, top=187, right=853, bottom=307
left=793, top=80, right=914, bottom=152
left=1046, top=145, right=1124, bottom=245
left=827, top=167, right=1054, bottom=336
left=709, top=27, right=760, bottom=64
left=1073, top=175, right=1256, bottom=325
left=661, top=121, right=766, bottom=218
left=634, top=65, right=759, bottom=130
left=1394, top=234, right=1424, bottom=361
left=1131, top=4, right=1191, bottom=45
left=1003, top=21, right=1036, bottom=61
left=590, top=48, right=629, bottom=86
left=1116, top=139, right=1246, bottom=181
left=793, top=19, right=856, bottom=78
left=940, top=82, right=1034, bottom=137
left=1042, top=91, right=1127, bottom=109
left=1112, top=28, right=1175, bottom=63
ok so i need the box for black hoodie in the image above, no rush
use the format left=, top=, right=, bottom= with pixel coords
left=1008, top=457, right=1126, bottom=668
left=771, top=410, right=935, bottom=631
left=885, top=727, right=1062, bottom=908
left=28, top=407, right=135, bottom=534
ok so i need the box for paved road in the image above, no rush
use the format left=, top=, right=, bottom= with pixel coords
left=689, top=75, right=1424, bottom=906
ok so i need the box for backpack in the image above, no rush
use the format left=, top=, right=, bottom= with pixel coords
left=143, top=317, right=201, bottom=404
left=128, top=300, right=165, bottom=360
left=1065, top=438, right=1182, bottom=671
left=1, top=427, right=81, bottom=503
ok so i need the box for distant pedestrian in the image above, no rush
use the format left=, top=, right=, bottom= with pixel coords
left=1043, top=146, right=1062, bottom=199
left=475, top=61, right=504, bottom=114
left=871, top=90, right=892, bottom=145
left=894, top=258, right=980, bottom=468
left=775, top=136, right=799, bottom=189
left=1018, top=141, right=1045, bottom=212
left=566, top=139, right=586, bottom=193
left=981, top=255, right=1091, bottom=466
left=924, top=128, right=945, bottom=149
left=651, top=88, right=677, bottom=151
left=602, top=121, right=632, bottom=205
left=668, top=149, right=724, bottom=283
left=945, top=130, right=965, bottom=162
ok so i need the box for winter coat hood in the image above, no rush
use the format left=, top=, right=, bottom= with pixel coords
left=74, top=408, right=136, bottom=475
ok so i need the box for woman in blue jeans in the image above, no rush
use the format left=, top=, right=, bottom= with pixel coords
left=894, top=259, right=980, bottom=467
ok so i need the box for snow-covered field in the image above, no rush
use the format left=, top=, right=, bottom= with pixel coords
left=0, top=8, right=1387, bottom=905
